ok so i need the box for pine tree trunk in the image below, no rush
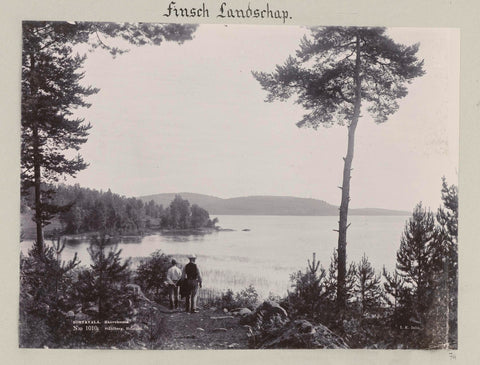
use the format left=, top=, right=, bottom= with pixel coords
left=33, top=126, right=43, bottom=251
left=444, top=257, right=450, bottom=348
left=336, top=34, right=361, bottom=314
left=29, top=52, right=44, bottom=252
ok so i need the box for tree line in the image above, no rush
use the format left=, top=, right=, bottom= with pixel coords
left=23, top=184, right=218, bottom=236
left=21, top=21, right=197, bottom=252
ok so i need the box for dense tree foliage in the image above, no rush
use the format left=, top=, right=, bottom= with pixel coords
left=135, top=250, right=172, bottom=301
left=20, top=237, right=80, bottom=347
left=354, top=254, right=382, bottom=317
left=396, top=203, right=437, bottom=326
left=287, top=253, right=330, bottom=322
left=253, top=26, right=424, bottom=313
left=286, top=250, right=356, bottom=327
left=22, top=23, right=95, bottom=250
left=22, top=185, right=218, bottom=236
left=21, top=21, right=197, bottom=252
left=434, top=177, right=458, bottom=345
left=20, top=235, right=135, bottom=347
left=161, top=195, right=218, bottom=230
left=285, top=179, right=458, bottom=349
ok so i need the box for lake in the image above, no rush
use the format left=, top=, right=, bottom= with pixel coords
left=21, top=215, right=409, bottom=298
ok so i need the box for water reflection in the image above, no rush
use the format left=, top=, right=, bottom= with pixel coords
left=65, top=235, right=143, bottom=246
left=160, top=232, right=209, bottom=243
left=64, top=238, right=83, bottom=246
left=117, top=236, right=143, bottom=244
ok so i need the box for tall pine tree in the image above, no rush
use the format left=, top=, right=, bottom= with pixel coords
left=21, top=22, right=197, bottom=251
left=22, top=24, right=96, bottom=250
left=433, top=178, right=458, bottom=347
left=396, top=203, right=436, bottom=327
left=253, top=27, right=424, bottom=313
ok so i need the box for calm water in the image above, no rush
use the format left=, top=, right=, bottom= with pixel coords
left=21, top=215, right=409, bottom=298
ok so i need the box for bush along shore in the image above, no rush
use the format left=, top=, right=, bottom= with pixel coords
left=20, top=236, right=347, bottom=350
left=20, top=180, right=457, bottom=349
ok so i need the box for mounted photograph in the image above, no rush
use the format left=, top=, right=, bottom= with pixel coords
left=19, top=22, right=458, bottom=350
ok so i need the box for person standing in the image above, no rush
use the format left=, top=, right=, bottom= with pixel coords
left=182, top=254, right=202, bottom=313
left=166, top=259, right=182, bottom=310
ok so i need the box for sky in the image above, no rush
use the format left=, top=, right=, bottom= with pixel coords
left=66, top=24, right=459, bottom=212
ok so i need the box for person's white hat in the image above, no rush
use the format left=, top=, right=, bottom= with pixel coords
left=188, top=253, right=197, bottom=259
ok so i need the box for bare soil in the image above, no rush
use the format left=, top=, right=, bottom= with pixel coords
left=151, top=305, right=250, bottom=350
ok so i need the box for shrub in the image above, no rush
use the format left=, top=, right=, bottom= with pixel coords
left=354, top=254, right=383, bottom=318
left=134, top=250, right=172, bottom=301
left=214, top=286, right=259, bottom=311
left=19, top=237, right=80, bottom=348
left=234, top=285, right=259, bottom=310
left=84, top=235, right=132, bottom=321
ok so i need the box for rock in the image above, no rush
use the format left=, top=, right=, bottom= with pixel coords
left=126, top=283, right=141, bottom=294
left=39, top=303, right=50, bottom=313
left=74, top=311, right=89, bottom=321
left=74, top=304, right=83, bottom=313
left=231, top=308, right=252, bottom=317
left=296, top=319, right=315, bottom=334
left=259, top=320, right=349, bottom=349
left=213, top=328, right=228, bottom=332
left=210, top=316, right=234, bottom=320
left=84, top=305, right=99, bottom=316
left=125, top=283, right=151, bottom=302
left=241, top=301, right=288, bottom=326
left=228, top=343, right=240, bottom=348
left=259, top=301, right=288, bottom=319
left=66, top=311, right=75, bottom=318
left=223, top=308, right=228, bottom=313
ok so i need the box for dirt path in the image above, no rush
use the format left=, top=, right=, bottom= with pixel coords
left=151, top=305, right=251, bottom=350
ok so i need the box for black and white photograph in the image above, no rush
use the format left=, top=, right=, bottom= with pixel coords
left=17, top=20, right=460, bottom=351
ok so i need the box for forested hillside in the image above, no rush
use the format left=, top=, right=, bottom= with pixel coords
left=21, top=185, right=217, bottom=237
left=139, top=193, right=409, bottom=216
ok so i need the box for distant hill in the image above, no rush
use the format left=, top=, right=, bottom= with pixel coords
left=138, top=193, right=410, bottom=216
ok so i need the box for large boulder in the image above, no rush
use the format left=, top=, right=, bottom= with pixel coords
left=241, top=300, right=288, bottom=326
left=83, top=304, right=99, bottom=316
left=230, top=308, right=252, bottom=317
left=125, top=283, right=151, bottom=302
left=259, top=319, right=349, bottom=349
